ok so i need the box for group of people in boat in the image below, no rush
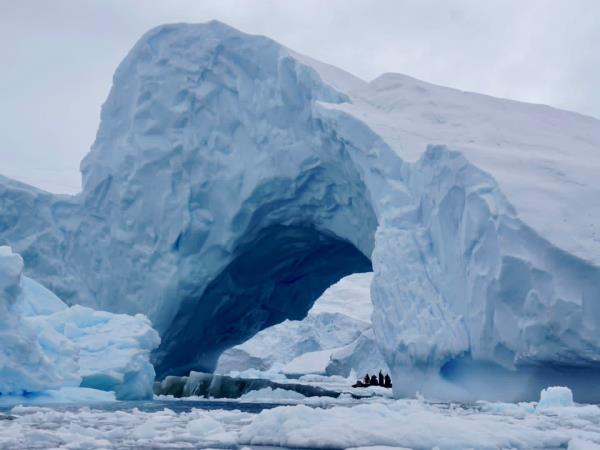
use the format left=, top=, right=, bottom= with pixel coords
left=352, top=370, right=392, bottom=388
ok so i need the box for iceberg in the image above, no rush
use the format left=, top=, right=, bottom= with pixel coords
left=536, top=386, right=575, bottom=411
left=0, top=246, right=74, bottom=394
left=33, top=304, right=160, bottom=400
left=0, top=246, right=159, bottom=400
left=1, top=21, right=600, bottom=401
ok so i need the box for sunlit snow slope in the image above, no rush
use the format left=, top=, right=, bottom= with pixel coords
left=1, top=21, right=599, bottom=401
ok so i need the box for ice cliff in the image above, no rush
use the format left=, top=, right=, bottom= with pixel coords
left=0, top=246, right=159, bottom=399
left=1, top=21, right=599, bottom=402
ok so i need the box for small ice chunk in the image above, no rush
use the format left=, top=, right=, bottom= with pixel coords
left=187, top=415, right=226, bottom=437
left=239, top=387, right=306, bottom=403
left=536, top=386, right=574, bottom=411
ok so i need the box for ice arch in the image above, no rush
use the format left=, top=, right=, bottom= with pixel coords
left=69, top=21, right=383, bottom=378
left=157, top=225, right=372, bottom=376
left=1, top=22, right=600, bottom=401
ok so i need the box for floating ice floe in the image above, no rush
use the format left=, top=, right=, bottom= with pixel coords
left=536, top=386, right=575, bottom=411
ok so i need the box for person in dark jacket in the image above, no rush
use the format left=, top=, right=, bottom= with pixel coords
left=370, top=374, right=379, bottom=386
left=378, top=370, right=384, bottom=386
left=384, top=373, right=392, bottom=388
left=363, top=373, right=370, bottom=385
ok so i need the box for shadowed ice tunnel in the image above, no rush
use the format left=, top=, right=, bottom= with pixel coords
left=154, top=225, right=373, bottom=378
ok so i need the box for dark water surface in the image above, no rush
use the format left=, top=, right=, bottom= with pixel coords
left=0, top=398, right=284, bottom=414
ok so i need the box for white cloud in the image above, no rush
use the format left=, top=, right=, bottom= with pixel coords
left=1, top=0, right=598, bottom=192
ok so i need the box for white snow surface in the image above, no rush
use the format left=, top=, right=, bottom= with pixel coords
left=3, top=387, right=600, bottom=450
left=0, top=246, right=160, bottom=400
left=309, top=272, right=373, bottom=322
left=1, top=21, right=600, bottom=401
left=321, top=72, right=600, bottom=267
left=282, top=348, right=336, bottom=375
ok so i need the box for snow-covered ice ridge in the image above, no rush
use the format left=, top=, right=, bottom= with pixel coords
left=0, top=246, right=159, bottom=400
left=1, top=21, right=600, bottom=401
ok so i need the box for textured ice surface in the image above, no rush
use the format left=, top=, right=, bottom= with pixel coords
left=0, top=405, right=242, bottom=449
left=536, top=386, right=575, bottom=411
left=321, top=72, right=600, bottom=267
left=217, top=273, right=388, bottom=377
left=327, top=328, right=389, bottom=378
left=238, top=387, right=306, bottom=403
left=1, top=21, right=600, bottom=401
left=2, top=387, right=600, bottom=450
left=38, top=305, right=160, bottom=400
left=0, top=387, right=115, bottom=407
left=0, top=246, right=159, bottom=400
left=0, top=246, right=77, bottom=394
left=240, top=395, right=596, bottom=449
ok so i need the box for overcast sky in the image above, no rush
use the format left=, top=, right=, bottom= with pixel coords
left=1, top=0, right=599, bottom=193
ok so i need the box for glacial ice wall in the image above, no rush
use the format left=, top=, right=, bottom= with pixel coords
left=371, top=147, right=600, bottom=400
left=1, top=21, right=599, bottom=401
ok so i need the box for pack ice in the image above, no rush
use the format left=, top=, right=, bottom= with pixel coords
left=0, top=246, right=159, bottom=400
left=1, top=21, right=599, bottom=401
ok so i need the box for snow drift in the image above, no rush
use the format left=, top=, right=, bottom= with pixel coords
left=1, top=21, right=600, bottom=401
